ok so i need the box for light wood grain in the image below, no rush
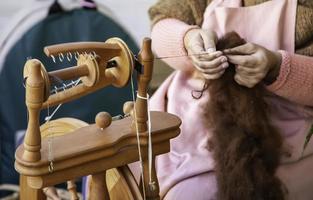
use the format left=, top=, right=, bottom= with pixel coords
left=19, top=175, right=45, bottom=200
left=15, top=37, right=181, bottom=200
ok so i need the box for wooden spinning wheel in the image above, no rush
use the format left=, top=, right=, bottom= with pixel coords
left=15, top=38, right=181, bottom=200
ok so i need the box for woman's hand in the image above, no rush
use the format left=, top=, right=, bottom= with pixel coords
left=224, top=43, right=282, bottom=88
left=184, top=28, right=229, bottom=79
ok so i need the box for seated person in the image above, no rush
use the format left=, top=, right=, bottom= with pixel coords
left=137, top=0, right=313, bottom=199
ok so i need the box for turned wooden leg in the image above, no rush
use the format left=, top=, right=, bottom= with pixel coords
left=88, top=171, right=110, bottom=200
left=19, top=175, right=45, bottom=200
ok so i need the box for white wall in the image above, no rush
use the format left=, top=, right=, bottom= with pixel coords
left=0, top=0, right=157, bottom=44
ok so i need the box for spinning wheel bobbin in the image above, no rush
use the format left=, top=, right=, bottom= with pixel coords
left=105, top=37, right=134, bottom=87
left=43, top=38, right=134, bottom=89
left=76, top=54, right=100, bottom=87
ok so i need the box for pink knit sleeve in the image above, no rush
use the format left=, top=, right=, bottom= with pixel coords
left=266, top=51, right=313, bottom=106
left=151, top=18, right=198, bottom=71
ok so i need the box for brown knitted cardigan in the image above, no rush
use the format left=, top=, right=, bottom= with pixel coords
left=149, top=0, right=313, bottom=56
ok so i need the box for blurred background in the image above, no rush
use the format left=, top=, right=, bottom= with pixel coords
left=0, top=0, right=172, bottom=199
left=0, top=0, right=172, bottom=88
left=0, top=0, right=153, bottom=44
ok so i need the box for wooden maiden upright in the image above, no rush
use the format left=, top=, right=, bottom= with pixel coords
left=14, top=37, right=181, bottom=200
left=23, top=60, right=44, bottom=162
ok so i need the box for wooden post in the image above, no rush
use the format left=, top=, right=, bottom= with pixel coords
left=88, top=172, right=110, bottom=200
left=137, top=38, right=160, bottom=200
left=22, top=59, right=44, bottom=162
left=20, top=175, right=45, bottom=200
left=136, top=38, right=154, bottom=132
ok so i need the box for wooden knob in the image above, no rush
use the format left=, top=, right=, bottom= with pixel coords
left=123, top=101, right=134, bottom=115
left=95, top=112, right=112, bottom=129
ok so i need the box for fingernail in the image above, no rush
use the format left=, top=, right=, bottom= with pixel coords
left=207, top=47, right=216, bottom=53
left=221, top=57, right=227, bottom=62
left=222, top=63, right=229, bottom=69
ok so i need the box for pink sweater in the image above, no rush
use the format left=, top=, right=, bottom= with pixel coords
left=148, top=18, right=313, bottom=200
left=151, top=19, right=313, bottom=107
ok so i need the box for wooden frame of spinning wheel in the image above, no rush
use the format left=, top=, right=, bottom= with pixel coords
left=14, top=38, right=181, bottom=200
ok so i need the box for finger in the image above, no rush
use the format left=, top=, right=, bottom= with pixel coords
left=202, top=37, right=216, bottom=52
left=227, top=55, right=255, bottom=67
left=234, top=74, right=249, bottom=87
left=206, top=47, right=216, bottom=53
left=234, top=74, right=256, bottom=88
left=236, top=65, right=259, bottom=75
left=200, top=30, right=217, bottom=51
left=194, top=56, right=228, bottom=70
left=235, top=65, right=266, bottom=81
left=186, top=31, right=208, bottom=55
left=203, top=69, right=225, bottom=80
left=224, top=43, right=256, bottom=55
left=189, top=39, right=205, bottom=54
left=235, top=66, right=258, bottom=80
left=199, top=64, right=226, bottom=74
left=198, top=51, right=223, bottom=61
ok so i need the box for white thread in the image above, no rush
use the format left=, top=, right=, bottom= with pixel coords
left=47, top=101, right=54, bottom=173
left=67, top=52, right=72, bottom=62
left=45, top=104, right=62, bottom=122
left=51, top=55, right=56, bottom=63
left=59, top=53, right=64, bottom=62
left=112, top=115, right=124, bottom=121
left=46, top=79, right=80, bottom=173
left=88, top=53, right=94, bottom=60
left=75, top=52, right=79, bottom=61
left=137, top=93, right=154, bottom=190
left=147, top=96, right=153, bottom=189
left=130, top=75, right=146, bottom=200
left=47, top=79, right=80, bottom=120
left=136, top=93, right=149, bottom=100
left=91, top=51, right=97, bottom=58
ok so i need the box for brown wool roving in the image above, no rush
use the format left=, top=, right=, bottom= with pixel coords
left=205, top=32, right=285, bottom=200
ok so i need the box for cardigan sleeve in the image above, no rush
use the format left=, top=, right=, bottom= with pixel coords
left=149, top=0, right=210, bottom=71
left=148, top=0, right=209, bottom=26
left=266, top=51, right=313, bottom=106
left=151, top=19, right=197, bottom=71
